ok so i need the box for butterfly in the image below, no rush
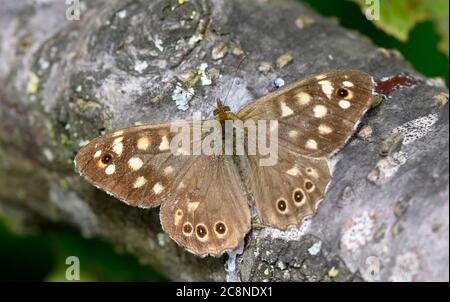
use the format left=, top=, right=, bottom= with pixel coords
left=74, top=70, right=374, bottom=257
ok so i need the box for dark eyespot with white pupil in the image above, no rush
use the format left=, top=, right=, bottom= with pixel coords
left=215, top=222, right=226, bottom=234
left=196, top=225, right=207, bottom=238
left=101, top=153, right=113, bottom=164
left=277, top=199, right=287, bottom=212
left=294, top=190, right=304, bottom=203
left=337, top=88, right=349, bottom=97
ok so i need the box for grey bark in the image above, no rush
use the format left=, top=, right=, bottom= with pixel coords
left=0, top=0, right=448, bottom=282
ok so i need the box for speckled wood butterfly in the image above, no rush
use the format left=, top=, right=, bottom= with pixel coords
left=75, top=70, right=374, bottom=256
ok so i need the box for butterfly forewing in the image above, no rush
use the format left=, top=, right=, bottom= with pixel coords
left=75, top=121, right=200, bottom=208
left=237, top=70, right=373, bottom=157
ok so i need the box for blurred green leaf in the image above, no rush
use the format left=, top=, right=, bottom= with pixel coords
left=44, top=231, right=169, bottom=282
left=0, top=219, right=168, bottom=281
left=350, top=0, right=449, bottom=56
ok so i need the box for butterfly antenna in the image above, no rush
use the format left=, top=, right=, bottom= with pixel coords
left=222, top=54, right=248, bottom=106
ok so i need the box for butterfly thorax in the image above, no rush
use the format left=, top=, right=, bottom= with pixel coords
left=214, top=99, right=236, bottom=123
left=212, top=99, right=244, bottom=155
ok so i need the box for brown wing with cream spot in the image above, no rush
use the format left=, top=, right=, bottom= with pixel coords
left=237, top=70, right=372, bottom=230
left=159, top=155, right=251, bottom=257
left=75, top=121, right=252, bottom=257
left=237, top=70, right=373, bottom=158
left=241, top=148, right=331, bottom=229
left=74, top=121, right=201, bottom=208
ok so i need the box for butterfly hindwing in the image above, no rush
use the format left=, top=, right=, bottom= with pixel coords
left=242, top=148, right=331, bottom=229
left=159, top=155, right=251, bottom=257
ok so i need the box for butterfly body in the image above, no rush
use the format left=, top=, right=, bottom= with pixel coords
left=75, top=70, right=374, bottom=256
left=213, top=99, right=234, bottom=122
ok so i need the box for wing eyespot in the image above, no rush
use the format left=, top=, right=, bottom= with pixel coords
left=292, top=188, right=305, bottom=206
left=101, top=153, right=113, bottom=165
left=214, top=221, right=227, bottom=237
left=174, top=209, right=183, bottom=226
left=97, top=152, right=114, bottom=169
left=276, top=198, right=288, bottom=214
left=196, top=224, right=209, bottom=241
left=337, top=88, right=349, bottom=97
left=337, top=87, right=354, bottom=100
left=304, top=180, right=315, bottom=192
left=182, top=222, right=193, bottom=236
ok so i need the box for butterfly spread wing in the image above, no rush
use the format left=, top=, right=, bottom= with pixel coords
left=75, top=121, right=250, bottom=256
left=237, top=70, right=373, bottom=229
left=75, top=70, right=373, bottom=255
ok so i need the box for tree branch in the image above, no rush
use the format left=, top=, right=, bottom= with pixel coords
left=0, top=0, right=448, bottom=281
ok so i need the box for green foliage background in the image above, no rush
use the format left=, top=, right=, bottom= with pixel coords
left=0, top=220, right=168, bottom=281
left=0, top=0, right=448, bottom=282
left=351, top=0, right=448, bottom=55
left=301, top=0, right=449, bottom=84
